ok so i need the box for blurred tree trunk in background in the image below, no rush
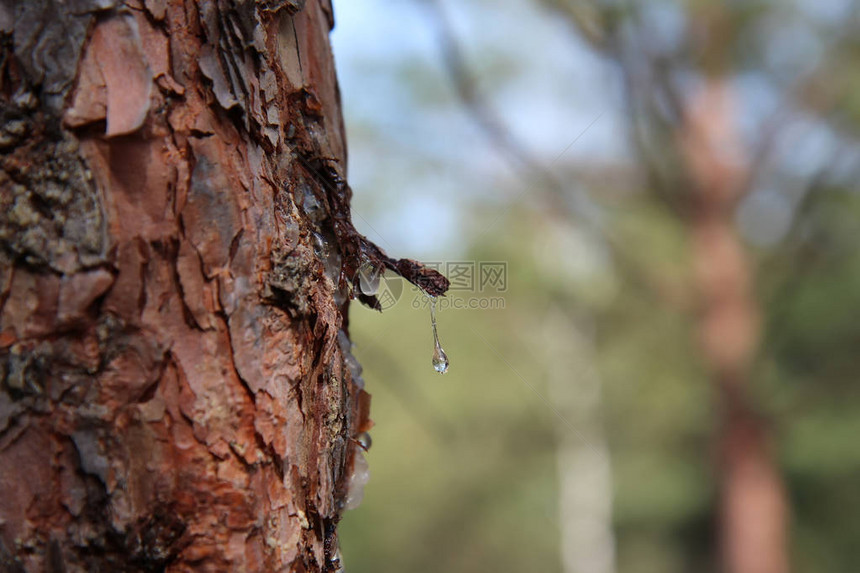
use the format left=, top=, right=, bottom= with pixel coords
left=446, top=0, right=791, bottom=570
left=0, top=1, right=369, bottom=571
left=684, top=80, right=788, bottom=573
left=541, top=311, right=616, bottom=573
left=549, top=4, right=791, bottom=571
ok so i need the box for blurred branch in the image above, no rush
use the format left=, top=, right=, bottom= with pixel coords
left=420, top=0, right=552, bottom=180
left=741, top=28, right=859, bottom=197
left=756, top=155, right=856, bottom=363
left=618, top=50, right=692, bottom=217
left=538, top=0, right=623, bottom=53
left=541, top=0, right=695, bottom=217
left=419, top=0, right=696, bottom=311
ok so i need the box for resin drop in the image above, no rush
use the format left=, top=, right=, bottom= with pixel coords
left=311, top=232, right=327, bottom=259
left=356, top=431, right=372, bottom=451
left=430, top=297, right=449, bottom=374
left=358, top=262, right=381, bottom=296
left=344, top=447, right=370, bottom=510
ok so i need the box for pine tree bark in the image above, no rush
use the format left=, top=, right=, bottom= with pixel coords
left=0, top=1, right=451, bottom=571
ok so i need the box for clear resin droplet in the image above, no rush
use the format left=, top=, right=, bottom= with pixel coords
left=311, top=232, right=328, bottom=260
left=358, top=263, right=380, bottom=296
left=432, top=341, right=449, bottom=374
left=344, top=447, right=370, bottom=510
left=429, top=297, right=449, bottom=374
left=356, top=431, right=372, bottom=451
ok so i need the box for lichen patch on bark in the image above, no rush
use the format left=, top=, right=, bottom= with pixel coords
left=0, top=107, right=108, bottom=274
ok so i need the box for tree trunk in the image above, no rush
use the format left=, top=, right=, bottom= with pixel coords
left=540, top=310, right=616, bottom=573
left=682, top=79, right=789, bottom=573
left=0, top=1, right=396, bottom=570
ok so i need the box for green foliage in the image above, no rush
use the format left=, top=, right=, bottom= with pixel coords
left=333, top=0, right=860, bottom=571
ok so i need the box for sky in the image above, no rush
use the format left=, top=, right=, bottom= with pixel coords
left=330, top=0, right=626, bottom=259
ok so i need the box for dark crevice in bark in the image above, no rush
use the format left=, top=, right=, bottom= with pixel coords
left=165, top=236, right=207, bottom=332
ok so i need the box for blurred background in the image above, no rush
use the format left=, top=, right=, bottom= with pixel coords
left=330, top=1, right=860, bottom=572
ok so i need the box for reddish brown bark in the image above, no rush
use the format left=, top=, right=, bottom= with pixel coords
left=0, top=1, right=445, bottom=571
left=682, top=80, right=789, bottom=573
